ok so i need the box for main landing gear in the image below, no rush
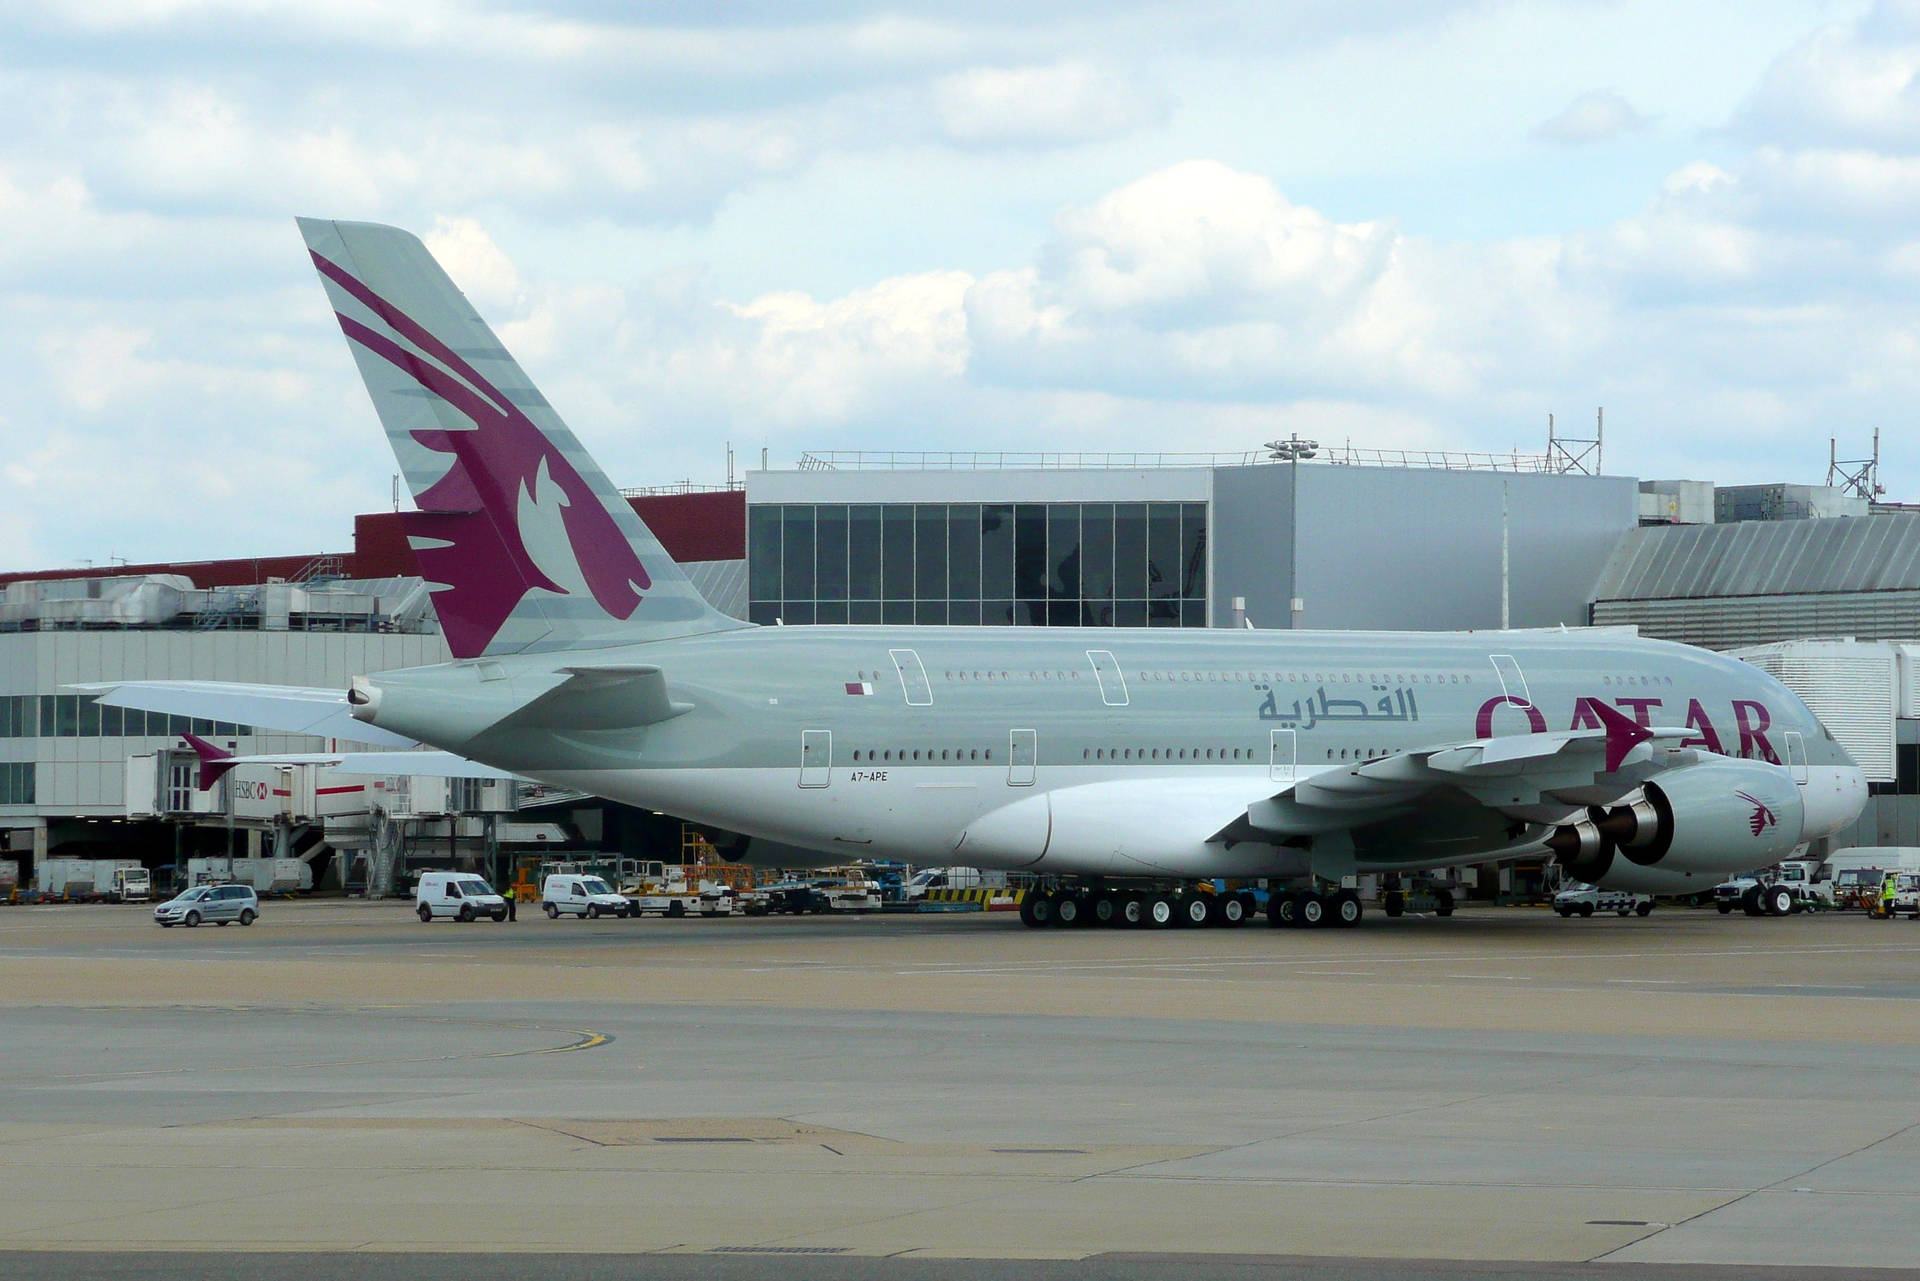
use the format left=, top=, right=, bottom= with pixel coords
left=1016, top=883, right=1449, bottom=930
left=1019, top=886, right=1258, bottom=929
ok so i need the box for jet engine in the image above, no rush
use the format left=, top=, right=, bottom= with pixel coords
left=1545, top=759, right=1805, bottom=884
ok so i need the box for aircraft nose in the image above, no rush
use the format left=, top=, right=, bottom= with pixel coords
left=1800, top=765, right=1867, bottom=840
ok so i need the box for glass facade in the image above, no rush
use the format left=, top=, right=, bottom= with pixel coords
left=0, top=694, right=247, bottom=741
left=0, top=762, right=33, bottom=805
left=749, top=502, right=1208, bottom=627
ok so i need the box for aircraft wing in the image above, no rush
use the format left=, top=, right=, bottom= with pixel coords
left=1219, top=698, right=1695, bottom=844
left=71, top=681, right=421, bottom=748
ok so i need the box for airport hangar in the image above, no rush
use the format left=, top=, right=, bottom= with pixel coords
left=3, top=447, right=1916, bottom=890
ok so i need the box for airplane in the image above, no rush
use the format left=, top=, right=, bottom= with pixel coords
left=83, top=218, right=1868, bottom=930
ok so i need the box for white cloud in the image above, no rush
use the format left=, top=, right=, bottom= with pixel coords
left=1735, top=0, right=1920, bottom=149
left=422, top=216, right=523, bottom=311
left=932, top=62, right=1162, bottom=146
left=1533, top=90, right=1649, bottom=144
left=21, top=0, right=1920, bottom=571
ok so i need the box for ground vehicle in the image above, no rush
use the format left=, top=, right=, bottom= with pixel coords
left=541, top=874, right=632, bottom=919
left=1713, top=859, right=1828, bottom=916
left=812, top=869, right=883, bottom=912
left=187, top=857, right=313, bottom=895
left=39, top=857, right=144, bottom=901
left=1554, top=882, right=1654, bottom=918
left=902, top=867, right=1000, bottom=901
left=414, top=871, right=509, bottom=922
left=1881, top=872, right=1920, bottom=919
left=154, top=883, right=258, bottom=928
left=625, top=876, right=726, bottom=917
left=1833, top=867, right=1888, bottom=911
left=112, top=866, right=152, bottom=903
left=1831, top=849, right=1920, bottom=911
left=759, top=880, right=827, bottom=914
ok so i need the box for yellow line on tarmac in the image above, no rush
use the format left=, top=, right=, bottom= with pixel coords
left=483, top=1028, right=614, bottom=1057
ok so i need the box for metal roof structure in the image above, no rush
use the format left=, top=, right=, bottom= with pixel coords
left=1593, top=514, right=1920, bottom=602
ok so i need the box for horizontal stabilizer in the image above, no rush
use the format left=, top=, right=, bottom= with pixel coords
left=73, top=681, right=419, bottom=747
left=178, top=741, right=518, bottom=788
left=492, top=664, right=692, bottom=733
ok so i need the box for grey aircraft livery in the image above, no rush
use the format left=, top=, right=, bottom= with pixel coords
left=84, top=219, right=1868, bottom=930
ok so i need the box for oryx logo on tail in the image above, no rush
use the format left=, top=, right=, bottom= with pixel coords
left=310, top=250, right=651, bottom=658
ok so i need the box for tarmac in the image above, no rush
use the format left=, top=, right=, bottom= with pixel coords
left=1, top=900, right=1918, bottom=1279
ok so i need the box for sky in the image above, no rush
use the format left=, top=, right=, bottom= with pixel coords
left=4, top=0, right=1919, bottom=571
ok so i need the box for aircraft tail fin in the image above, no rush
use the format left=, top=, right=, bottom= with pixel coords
left=181, top=733, right=238, bottom=791
left=296, top=217, right=747, bottom=659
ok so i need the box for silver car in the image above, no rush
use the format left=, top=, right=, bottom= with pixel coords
left=154, top=883, right=259, bottom=928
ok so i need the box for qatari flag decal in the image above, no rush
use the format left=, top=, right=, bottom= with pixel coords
left=845, top=681, right=874, bottom=696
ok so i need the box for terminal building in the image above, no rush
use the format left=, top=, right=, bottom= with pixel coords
left=2, top=446, right=1913, bottom=888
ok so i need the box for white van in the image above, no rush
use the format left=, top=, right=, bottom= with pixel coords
left=541, top=873, right=632, bottom=919
left=414, top=871, right=509, bottom=923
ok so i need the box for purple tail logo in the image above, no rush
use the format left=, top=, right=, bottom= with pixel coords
left=1735, top=790, right=1777, bottom=838
left=312, top=251, right=650, bottom=658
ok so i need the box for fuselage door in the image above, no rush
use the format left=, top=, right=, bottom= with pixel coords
left=890, top=649, right=934, bottom=706
left=1008, top=728, right=1037, bottom=787
left=799, top=729, right=832, bottom=788
left=1269, top=728, right=1296, bottom=783
left=1489, top=653, right=1532, bottom=707
left=1086, top=650, right=1129, bottom=706
left=1784, top=730, right=1808, bottom=784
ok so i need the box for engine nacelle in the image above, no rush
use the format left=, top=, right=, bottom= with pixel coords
left=1553, top=759, right=1804, bottom=882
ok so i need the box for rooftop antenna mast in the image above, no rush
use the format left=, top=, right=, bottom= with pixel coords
left=1545, top=408, right=1603, bottom=475
left=1828, top=429, right=1884, bottom=501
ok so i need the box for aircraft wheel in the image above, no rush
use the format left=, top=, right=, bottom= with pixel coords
left=1145, top=895, right=1175, bottom=928
left=1219, top=895, right=1246, bottom=927
left=1296, top=892, right=1325, bottom=928
left=1092, top=895, right=1118, bottom=926
left=1182, top=896, right=1214, bottom=928
left=1019, top=891, right=1053, bottom=929
left=1332, top=891, right=1362, bottom=928
left=1055, top=894, right=1082, bottom=927
left=1120, top=896, right=1144, bottom=927
left=1271, top=893, right=1297, bottom=927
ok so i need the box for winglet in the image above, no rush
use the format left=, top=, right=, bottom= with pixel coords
left=181, top=733, right=237, bottom=791
left=1582, top=699, right=1654, bottom=773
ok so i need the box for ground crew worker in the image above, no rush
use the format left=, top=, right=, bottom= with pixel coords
left=1880, top=872, right=1898, bottom=918
left=504, top=884, right=517, bottom=921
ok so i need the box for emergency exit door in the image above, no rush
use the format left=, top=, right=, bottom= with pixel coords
left=799, top=729, right=832, bottom=788
left=1269, top=728, right=1296, bottom=782
left=1008, top=729, right=1037, bottom=787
